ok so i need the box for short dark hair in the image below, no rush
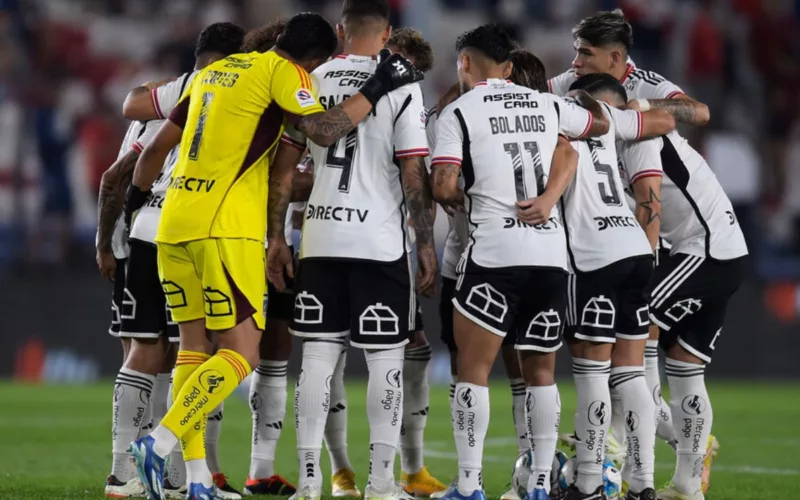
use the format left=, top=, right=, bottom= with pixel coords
left=277, top=12, right=338, bottom=62
left=573, top=9, right=633, bottom=52
left=387, top=28, right=434, bottom=73
left=342, top=0, right=390, bottom=23
left=509, top=49, right=546, bottom=92
left=455, top=23, right=514, bottom=63
left=195, top=22, right=245, bottom=57
left=569, top=72, right=628, bottom=102
left=242, top=19, right=287, bottom=53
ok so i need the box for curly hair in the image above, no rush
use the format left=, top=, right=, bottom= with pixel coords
left=387, top=27, right=434, bottom=73
left=242, top=19, right=287, bottom=53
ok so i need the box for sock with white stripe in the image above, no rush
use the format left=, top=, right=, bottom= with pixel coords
left=509, top=377, right=528, bottom=454
left=205, top=403, right=223, bottom=474
left=645, top=341, right=677, bottom=448
left=610, top=366, right=656, bottom=492
left=325, top=348, right=352, bottom=474
left=573, top=359, right=611, bottom=494
left=526, top=384, right=561, bottom=493
left=249, top=360, right=288, bottom=480
left=365, top=347, right=405, bottom=490
left=111, top=368, right=154, bottom=481
left=296, top=340, right=341, bottom=489
left=165, top=373, right=186, bottom=488
left=400, top=344, right=432, bottom=474
left=453, top=383, right=489, bottom=494
left=666, top=358, right=711, bottom=495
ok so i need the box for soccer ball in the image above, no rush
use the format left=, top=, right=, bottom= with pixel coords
left=512, top=450, right=571, bottom=498
left=557, top=455, right=623, bottom=499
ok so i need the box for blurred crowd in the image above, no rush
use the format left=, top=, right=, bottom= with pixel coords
left=2, top=0, right=800, bottom=279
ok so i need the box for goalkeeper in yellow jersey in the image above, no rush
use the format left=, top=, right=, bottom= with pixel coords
left=123, top=11, right=423, bottom=500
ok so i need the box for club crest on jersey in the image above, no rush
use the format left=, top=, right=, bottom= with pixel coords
left=419, top=109, right=426, bottom=125
left=295, top=88, right=318, bottom=108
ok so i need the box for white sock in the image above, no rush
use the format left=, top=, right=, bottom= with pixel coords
left=526, top=384, right=561, bottom=493
left=205, top=403, right=223, bottom=474
left=186, top=458, right=213, bottom=488
left=609, top=386, right=626, bottom=445
left=666, top=358, right=711, bottom=494
left=611, top=366, right=656, bottom=492
left=452, top=382, right=488, bottom=494
left=365, top=347, right=405, bottom=490
left=249, top=359, right=288, bottom=480
left=165, top=373, right=186, bottom=487
left=509, top=377, right=528, bottom=454
left=112, top=368, right=154, bottom=481
left=572, top=359, right=611, bottom=494
left=400, top=344, right=431, bottom=475
left=449, top=376, right=457, bottom=426
left=296, top=339, right=341, bottom=488
left=325, top=348, right=352, bottom=473
left=646, top=341, right=677, bottom=448
left=151, top=373, right=171, bottom=426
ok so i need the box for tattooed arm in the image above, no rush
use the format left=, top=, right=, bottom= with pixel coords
left=402, top=156, right=438, bottom=296
left=568, top=90, right=610, bottom=137
left=266, top=142, right=304, bottom=291
left=632, top=176, right=663, bottom=251
left=628, top=95, right=710, bottom=127
left=295, top=96, right=373, bottom=148
left=122, top=77, right=177, bottom=120
left=430, top=163, right=463, bottom=208
left=96, top=150, right=139, bottom=280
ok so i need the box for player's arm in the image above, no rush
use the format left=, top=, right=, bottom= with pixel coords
left=627, top=74, right=710, bottom=126
left=607, top=105, right=675, bottom=141
left=96, top=149, right=140, bottom=279
left=517, top=136, right=578, bottom=225
left=122, top=77, right=178, bottom=121
left=557, top=91, right=610, bottom=138
left=429, top=109, right=464, bottom=209
left=625, top=139, right=664, bottom=251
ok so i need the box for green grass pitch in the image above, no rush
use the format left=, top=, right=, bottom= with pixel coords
left=3, top=380, right=799, bottom=499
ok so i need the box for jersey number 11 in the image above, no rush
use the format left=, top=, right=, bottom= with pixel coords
left=503, top=141, right=546, bottom=202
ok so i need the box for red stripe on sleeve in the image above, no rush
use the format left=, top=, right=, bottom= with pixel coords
left=636, top=111, right=643, bottom=141
left=150, top=89, right=163, bottom=119
left=631, top=170, right=663, bottom=184
left=666, top=91, right=685, bottom=99
left=579, top=112, right=594, bottom=138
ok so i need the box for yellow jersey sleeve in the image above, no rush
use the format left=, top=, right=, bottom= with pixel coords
left=271, top=60, right=324, bottom=122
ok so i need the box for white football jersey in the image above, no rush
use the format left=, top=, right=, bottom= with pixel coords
left=426, top=106, right=468, bottom=279
left=298, top=54, right=428, bottom=262
left=563, top=103, right=652, bottom=272
left=432, top=79, right=594, bottom=269
left=130, top=71, right=198, bottom=244
left=548, top=62, right=685, bottom=101
left=618, top=133, right=748, bottom=260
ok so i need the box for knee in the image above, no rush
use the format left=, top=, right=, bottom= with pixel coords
left=261, top=318, right=292, bottom=361
left=520, top=351, right=556, bottom=386
left=302, top=340, right=343, bottom=374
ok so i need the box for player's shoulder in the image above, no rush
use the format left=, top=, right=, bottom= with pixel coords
left=625, top=67, right=671, bottom=88
left=311, top=56, right=345, bottom=76
left=547, top=69, right=577, bottom=95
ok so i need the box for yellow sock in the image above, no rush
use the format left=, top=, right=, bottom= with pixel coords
left=163, top=349, right=251, bottom=449
left=170, top=351, right=211, bottom=461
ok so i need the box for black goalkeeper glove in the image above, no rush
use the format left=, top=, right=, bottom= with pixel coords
left=359, top=48, right=424, bottom=107
left=124, top=184, right=151, bottom=226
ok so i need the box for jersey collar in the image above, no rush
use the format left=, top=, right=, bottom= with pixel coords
left=335, top=53, right=377, bottom=62
left=474, top=78, right=513, bottom=88
left=619, top=61, right=636, bottom=84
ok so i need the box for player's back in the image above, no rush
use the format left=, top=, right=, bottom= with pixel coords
left=563, top=104, right=651, bottom=272
left=444, top=80, right=565, bottom=269
left=158, top=51, right=315, bottom=245
left=301, top=54, right=427, bottom=262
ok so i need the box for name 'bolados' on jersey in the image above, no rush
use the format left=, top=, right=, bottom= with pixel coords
left=297, top=54, right=429, bottom=262
left=432, top=79, right=595, bottom=270
left=562, top=102, right=652, bottom=272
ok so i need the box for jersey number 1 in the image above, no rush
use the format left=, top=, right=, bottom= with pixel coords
left=325, top=129, right=358, bottom=193
left=188, top=92, right=214, bottom=161
left=503, top=141, right=546, bottom=202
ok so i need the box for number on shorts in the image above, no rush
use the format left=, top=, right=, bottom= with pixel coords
left=586, top=139, right=622, bottom=206
left=188, top=91, right=214, bottom=161
left=325, top=129, right=358, bottom=193
left=502, top=141, right=546, bottom=201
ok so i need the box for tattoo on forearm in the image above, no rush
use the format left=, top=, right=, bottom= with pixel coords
left=402, top=157, right=435, bottom=246
left=637, top=187, right=662, bottom=225
left=97, top=153, right=138, bottom=251
left=649, top=99, right=696, bottom=124
left=298, top=106, right=355, bottom=146
left=432, top=164, right=459, bottom=190
left=268, top=170, right=292, bottom=240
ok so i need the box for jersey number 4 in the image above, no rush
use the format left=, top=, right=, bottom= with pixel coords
left=586, top=139, right=622, bottom=207
left=188, top=92, right=214, bottom=161
left=326, top=129, right=358, bottom=193
left=503, top=141, right=546, bottom=202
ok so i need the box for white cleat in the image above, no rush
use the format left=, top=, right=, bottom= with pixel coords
left=430, top=480, right=456, bottom=499
left=290, top=485, right=323, bottom=500
left=364, top=482, right=417, bottom=500
left=104, top=475, right=145, bottom=498
left=656, top=483, right=704, bottom=500
left=500, top=488, right=519, bottom=500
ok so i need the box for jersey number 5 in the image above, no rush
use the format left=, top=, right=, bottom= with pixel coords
left=503, top=141, right=546, bottom=202
left=188, top=92, right=214, bottom=161
left=586, top=139, right=622, bottom=206
left=326, top=129, right=358, bottom=193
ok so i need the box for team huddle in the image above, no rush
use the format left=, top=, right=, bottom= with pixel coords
left=94, top=2, right=747, bottom=500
